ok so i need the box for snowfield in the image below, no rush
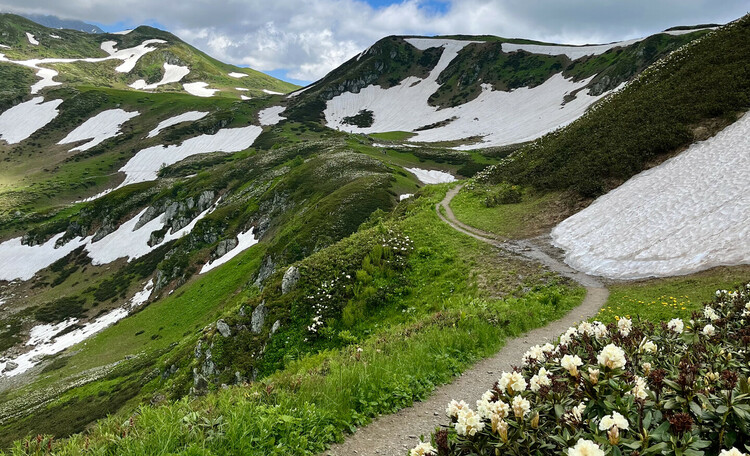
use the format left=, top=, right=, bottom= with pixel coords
left=25, top=32, right=38, bottom=45
left=228, top=72, right=247, bottom=78
left=406, top=167, right=456, bottom=184
left=200, top=229, right=259, bottom=274
left=552, top=113, right=750, bottom=279
left=183, top=82, right=218, bottom=97
left=130, top=63, right=190, bottom=90
left=118, top=125, right=263, bottom=187
left=0, top=233, right=87, bottom=281
left=0, top=97, right=63, bottom=144
left=324, top=38, right=611, bottom=149
left=58, top=109, right=140, bottom=151
left=147, top=111, right=209, bottom=138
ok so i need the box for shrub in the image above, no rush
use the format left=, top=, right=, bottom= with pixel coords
left=420, top=283, right=750, bottom=456
left=483, top=182, right=522, bottom=207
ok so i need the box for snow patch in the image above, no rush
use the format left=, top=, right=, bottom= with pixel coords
left=147, top=111, right=209, bottom=138
left=258, top=105, right=286, bottom=126
left=26, top=319, right=78, bottom=346
left=0, top=97, right=62, bottom=144
left=118, top=125, right=263, bottom=187
left=59, top=109, right=140, bottom=151
left=286, top=84, right=315, bottom=98
left=0, top=280, right=154, bottom=377
left=0, top=233, right=87, bottom=281
left=200, top=229, right=259, bottom=274
left=406, top=167, right=456, bottom=184
left=49, top=34, right=61, bottom=39
left=25, top=32, right=38, bottom=45
left=552, top=113, right=750, bottom=279
left=236, top=87, right=249, bottom=91
left=399, top=194, right=413, bottom=201
left=130, top=63, right=190, bottom=90
left=262, top=89, right=283, bottom=95
left=240, top=95, right=251, bottom=101
left=228, top=72, right=247, bottom=78
left=101, top=39, right=166, bottom=73
left=112, top=29, right=133, bottom=35
left=183, top=82, right=218, bottom=97
left=0, top=44, right=10, bottom=49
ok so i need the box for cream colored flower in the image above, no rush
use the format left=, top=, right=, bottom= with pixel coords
left=571, top=402, right=587, bottom=422
left=523, top=344, right=546, bottom=364
left=642, top=362, right=652, bottom=375
left=599, top=411, right=629, bottom=431
left=512, top=395, right=531, bottom=419
left=592, top=321, right=609, bottom=340
left=704, top=306, right=720, bottom=321
left=498, top=371, right=527, bottom=394
left=703, top=324, right=716, bottom=337
left=445, top=399, right=468, bottom=419
left=491, top=415, right=509, bottom=442
left=410, top=442, right=437, bottom=456
left=455, top=408, right=484, bottom=437
left=719, top=448, right=746, bottom=456
left=617, top=317, right=632, bottom=336
left=629, top=376, right=649, bottom=400
left=530, top=367, right=551, bottom=392
left=588, top=367, right=600, bottom=385
left=561, top=354, right=583, bottom=376
left=568, top=438, right=604, bottom=456
left=560, top=326, right=578, bottom=345
left=640, top=339, right=657, bottom=354
left=667, top=318, right=684, bottom=334
left=597, top=344, right=627, bottom=369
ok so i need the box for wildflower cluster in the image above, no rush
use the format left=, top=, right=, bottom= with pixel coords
left=416, top=282, right=750, bottom=455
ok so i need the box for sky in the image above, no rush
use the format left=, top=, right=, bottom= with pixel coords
left=1, top=0, right=747, bottom=85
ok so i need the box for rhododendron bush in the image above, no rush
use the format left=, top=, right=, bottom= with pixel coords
left=415, top=284, right=750, bottom=456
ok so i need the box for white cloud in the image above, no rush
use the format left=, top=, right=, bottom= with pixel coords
left=1, top=0, right=746, bottom=82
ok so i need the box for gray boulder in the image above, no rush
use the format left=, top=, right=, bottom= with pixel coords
left=282, top=266, right=300, bottom=294
left=251, top=302, right=268, bottom=334
left=216, top=319, right=231, bottom=337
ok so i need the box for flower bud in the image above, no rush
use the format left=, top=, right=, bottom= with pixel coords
left=531, top=412, right=540, bottom=429
left=607, top=425, right=620, bottom=445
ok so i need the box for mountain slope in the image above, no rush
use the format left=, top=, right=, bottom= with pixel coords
left=278, top=27, right=713, bottom=149
left=20, top=13, right=104, bottom=34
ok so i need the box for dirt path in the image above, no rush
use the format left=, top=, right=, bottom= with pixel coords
left=324, top=185, right=608, bottom=456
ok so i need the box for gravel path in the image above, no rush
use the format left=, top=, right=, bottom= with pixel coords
left=324, top=185, right=609, bottom=456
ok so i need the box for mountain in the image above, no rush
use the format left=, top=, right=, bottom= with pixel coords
left=0, top=10, right=747, bottom=454
left=20, top=13, right=104, bottom=34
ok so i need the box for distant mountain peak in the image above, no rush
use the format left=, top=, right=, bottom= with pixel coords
left=19, top=13, right=104, bottom=34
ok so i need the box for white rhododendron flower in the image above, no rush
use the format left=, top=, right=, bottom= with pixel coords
left=588, top=367, right=600, bottom=384
left=455, top=408, right=484, bottom=436
left=578, top=321, right=594, bottom=336
left=599, top=411, right=629, bottom=431
left=572, top=401, right=587, bottom=422
left=560, top=354, right=583, bottom=376
left=541, top=343, right=555, bottom=353
left=703, top=324, right=716, bottom=337
left=530, top=367, right=551, bottom=392
left=523, top=344, right=546, bottom=364
left=568, top=438, right=605, bottom=456
left=617, top=317, right=632, bottom=336
left=640, top=339, right=657, bottom=353
left=719, top=448, right=746, bottom=456
left=445, top=399, right=468, bottom=419
left=598, top=344, right=627, bottom=369
left=667, top=318, right=684, bottom=334
left=642, top=362, right=652, bottom=375
left=592, top=321, right=609, bottom=340
left=704, top=306, right=720, bottom=321
left=410, top=442, right=437, bottom=456
left=629, top=376, right=649, bottom=400
left=560, top=326, right=578, bottom=345
left=498, top=371, right=527, bottom=394
left=512, top=395, right=531, bottom=419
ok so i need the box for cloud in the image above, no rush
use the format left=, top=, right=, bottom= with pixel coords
left=1, top=0, right=747, bottom=82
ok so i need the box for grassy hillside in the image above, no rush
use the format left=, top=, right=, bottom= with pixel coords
left=480, top=15, right=749, bottom=197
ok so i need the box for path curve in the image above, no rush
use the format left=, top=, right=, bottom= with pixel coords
left=325, top=185, right=608, bottom=456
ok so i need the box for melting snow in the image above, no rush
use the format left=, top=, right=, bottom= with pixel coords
left=25, top=32, right=38, bottom=45
left=406, top=167, right=456, bottom=184
left=258, top=105, right=286, bottom=126
left=200, top=229, right=259, bottom=274
left=324, top=38, right=611, bottom=149
left=59, top=109, right=140, bottom=151
left=26, top=319, right=78, bottom=346
left=0, top=233, right=87, bottom=281
left=130, top=63, right=190, bottom=90
left=399, top=194, right=413, bottom=201
left=228, top=72, right=247, bottom=78
left=241, top=95, right=251, bottom=101
left=0, top=280, right=154, bottom=377
left=552, top=113, right=750, bottom=279
left=286, top=84, right=315, bottom=98
left=0, top=97, right=63, bottom=144
left=183, top=82, right=218, bottom=97
left=236, top=87, right=249, bottom=91
left=147, top=111, right=209, bottom=138
left=262, top=89, right=283, bottom=95
left=112, top=29, right=133, bottom=35
left=50, top=34, right=61, bottom=39
left=118, top=125, right=263, bottom=187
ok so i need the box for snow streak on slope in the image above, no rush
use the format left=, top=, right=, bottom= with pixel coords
left=324, top=38, right=611, bottom=149
left=58, top=109, right=140, bottom=151
left=130, top=63, right=190, bottom=90
left=0, top=279, right=154, bottom=377
left=25, top=32, right=38, bottom=45
left=406, top=167, right=456, bottom=184
left=0, top=97, right=62, bottom=144
left=552, top=113, right=750, bottom=279
left=228, top=72, right=247, bottom=78
left=200, top=229, right=259, bottom=274
left=118, top=125, right=263, bottom=187
left=183, top=82, right=218, bottom=97
left=0, top=233, right=87, bottom=281
left=147, top=111, right=209, bottom=138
